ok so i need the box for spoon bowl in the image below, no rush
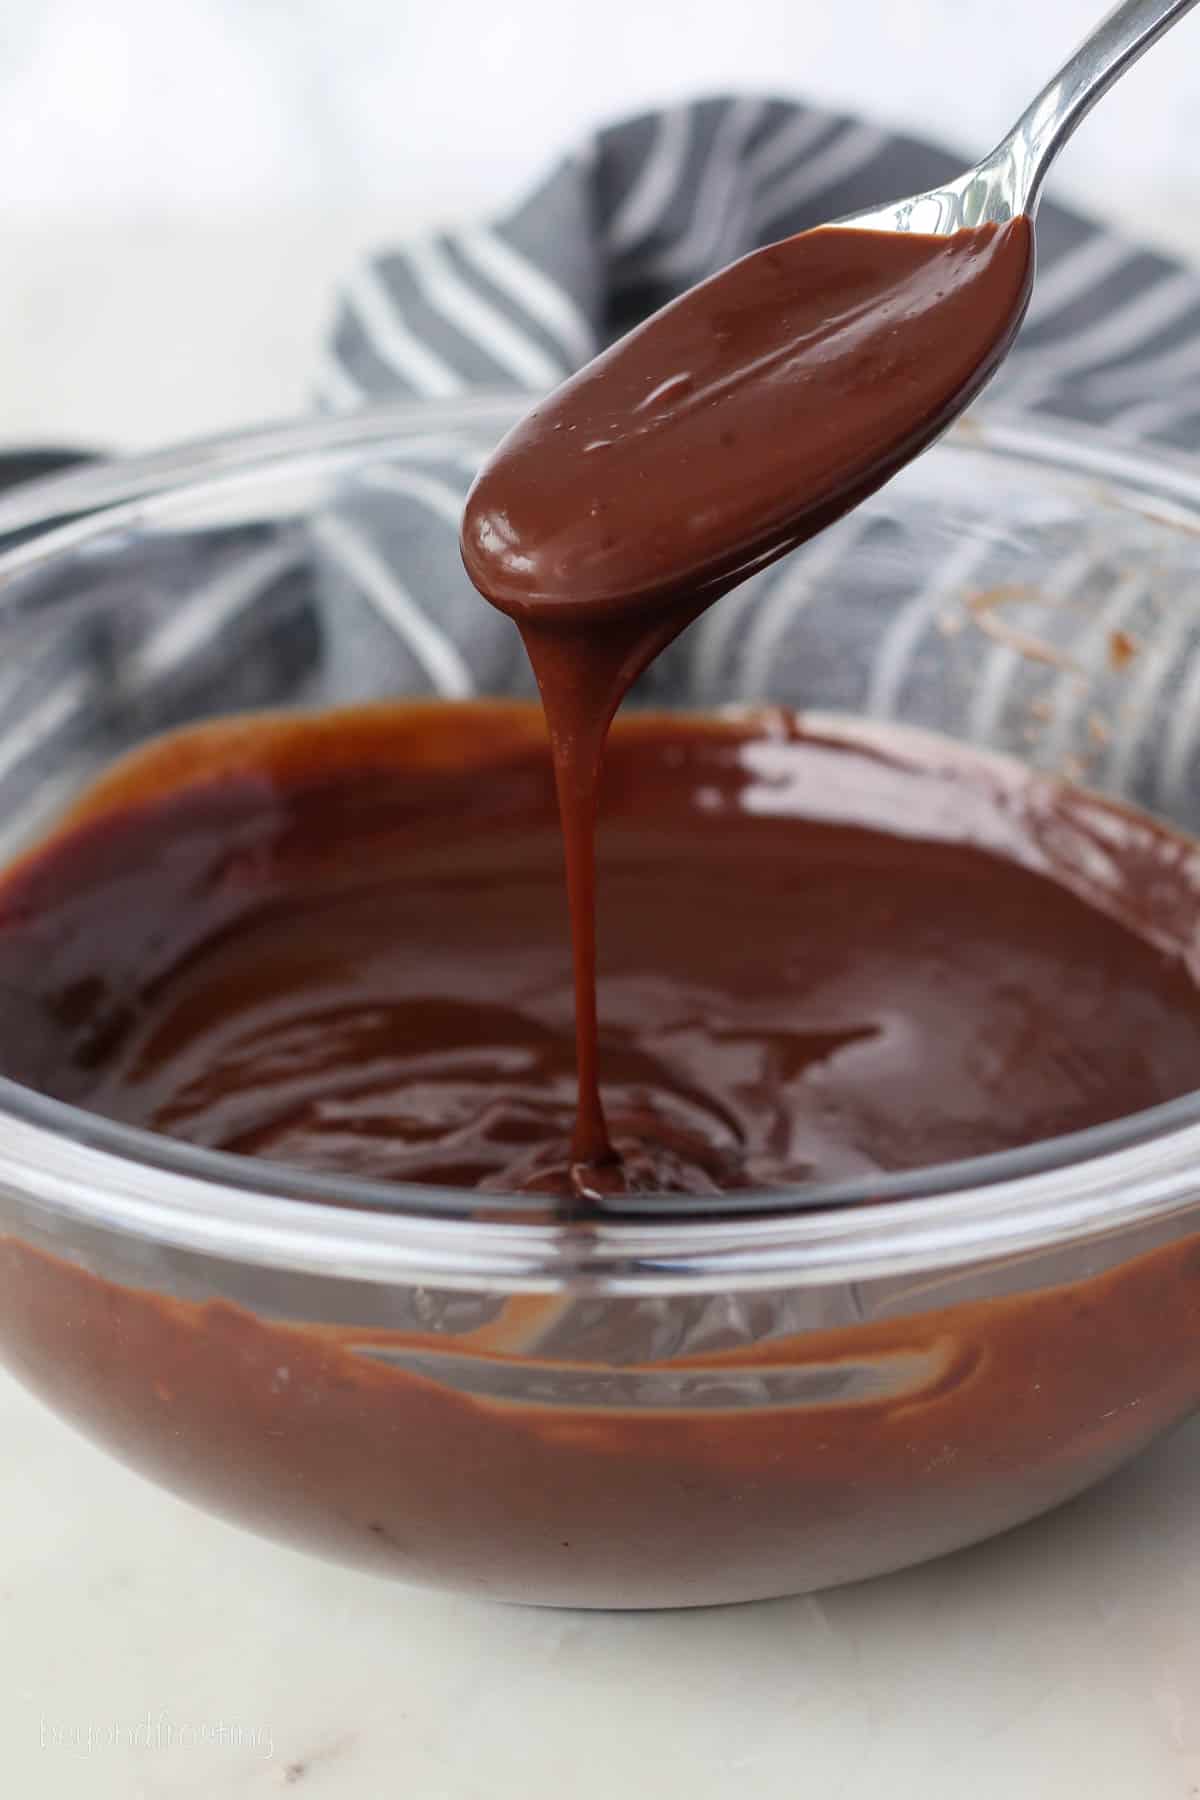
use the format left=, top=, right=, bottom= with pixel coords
left=464, top=0, right=1200, bottom=631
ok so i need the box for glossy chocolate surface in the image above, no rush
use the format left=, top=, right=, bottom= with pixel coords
left=462, top=222, right=1034, bottom=623
left=1, top=705, right=1198, bottom=1209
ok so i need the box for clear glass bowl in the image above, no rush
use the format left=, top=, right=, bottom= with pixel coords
left=1, top=401, right=1200, bottom=1608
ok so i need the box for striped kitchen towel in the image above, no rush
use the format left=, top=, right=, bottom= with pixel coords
left=4, top=94, right=1200, bottom=850
left=308, top=96, right=1200, bottom=829
left=324, top=96, right=1200, bottom=446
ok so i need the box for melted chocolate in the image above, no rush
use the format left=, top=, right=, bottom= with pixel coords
left=2, top=1168, right=1200, bottom=1606
left=462, top=221, right=1034, bottom=1185
left=2, top=707, right=1200, bottom=1604
left=1, top=705, right=1198, bottom=1210
left=462, top=223, right=1033, bottom=622
left=2, top=217, right=1196, bottom=1609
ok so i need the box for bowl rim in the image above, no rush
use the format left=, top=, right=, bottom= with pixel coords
left=3, top=400, right=1200, bottom=1291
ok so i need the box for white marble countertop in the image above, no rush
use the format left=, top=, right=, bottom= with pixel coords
left=5, top=1359, right=1200, bottom=1798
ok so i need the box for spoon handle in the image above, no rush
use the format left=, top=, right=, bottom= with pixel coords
left=1005, top=0, right=1200, bottom=210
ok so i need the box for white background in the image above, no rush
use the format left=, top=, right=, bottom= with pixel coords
left=4, top=0, right=1200, bottom=449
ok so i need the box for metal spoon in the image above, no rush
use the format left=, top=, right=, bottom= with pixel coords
left=463, top=0, right=1200, bottom=627
left=844, top=0, right=1199, bottom=237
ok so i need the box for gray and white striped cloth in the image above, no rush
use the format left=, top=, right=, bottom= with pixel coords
left=9, top=95, right=1200, bottom=846
left=313, top=97, right=1200, bottom=829
left=325, top=96, right=1200, bottom=446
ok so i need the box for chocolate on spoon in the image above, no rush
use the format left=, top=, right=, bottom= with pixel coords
left=464, top=0, right=1196, bottom=630
left=461, top=0, right=1198, bottom=1194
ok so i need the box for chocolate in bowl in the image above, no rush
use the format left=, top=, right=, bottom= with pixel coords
left=3, top=702, right=1200, bottom=1207
left=0, top=408, right=1199, bottom=1606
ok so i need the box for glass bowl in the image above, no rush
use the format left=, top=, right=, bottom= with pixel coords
left=1, top=401, right=1200, bottom=1609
